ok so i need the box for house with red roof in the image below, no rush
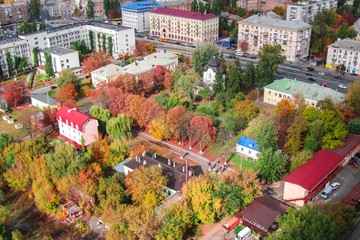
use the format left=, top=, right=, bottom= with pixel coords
left=149, top=8, right=219, bottom=45
left=283, top=150, right=343, bottom=207
left=56, top=106, right=98, bottom=149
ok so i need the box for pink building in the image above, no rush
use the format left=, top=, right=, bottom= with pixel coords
left=56, top=106, right=99, bottom=149
left=93, top=0, right=105, bottom=18
left=150, top=8, right=219, bottom=45
left=237, top=0, right=260, bottom=11
left=260, top=0, right=291, bottom=11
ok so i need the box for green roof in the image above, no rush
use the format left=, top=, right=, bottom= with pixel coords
left=265, top=78, right=345, bottom=103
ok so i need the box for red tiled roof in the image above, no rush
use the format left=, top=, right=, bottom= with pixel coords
left=342, top=182, right=360, bottom=207
left=56, top=106, right=91, bottom=131
left=151, top=8, right=218, bottom=20
left=37, top=65, right=45, bottom=70
left=330, top=133, right=360, bottom=157
left=284, top=150, right=343, bottom=192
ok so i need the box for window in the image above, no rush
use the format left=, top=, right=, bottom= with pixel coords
left=275, top=93, right=278, bottom=96
left=279, top=94, right=282, bottom=97
left=268, top=90, right=271, bottom=95
left=248, top=150, right=251, bottom=154
left=241, top=147, right=244, bottom=151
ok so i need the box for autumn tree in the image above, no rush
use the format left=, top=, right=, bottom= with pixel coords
left=56, top=84, right=78, bottom=103
left=319, top=109, right=348, bottom=149
left=125, top=166, right=167, bottom=208
left=190, top=43, right=220, bottom=75
left=173, top=70, right=200, bottom=103
left=43, top=107, right=58, bottom=129
left=81, top=50, right=112, bottom=74
left=106, top=114, right=133, bottom=139
left=16, top=105, right=40, bottom=138
left=57, top=69, right=80, bottom=88
left=189, top=115, right=217, bottom=152
left=234, top=99, right=260, bottom=122
left=0, top=133, right=13, bottom=153
left=96, top=173, right=127, bottom=210
left=166, top=106, right=192, bottom=142
left=275, top=99, right=297, bottom=148
left=148, top=116, right=169, bottom=140
left=256, top=44, right=286, bottom=86
left=164, top=71, right=174, bottom=90
left=238, top=40, right=249, bottom=53
left=284, top=115, right=308, bottom=155
left=1, top=82, right=24, bottom=107
left=346, top=81, right=360, bottom=115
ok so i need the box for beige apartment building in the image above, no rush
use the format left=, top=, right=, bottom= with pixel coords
left=149, top=8, right=219, bottom=45
left=237, top=15, right=311, bottom=62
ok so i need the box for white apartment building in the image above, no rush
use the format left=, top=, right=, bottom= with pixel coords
left=121, top=1, right=163, bottom=32
left=237, top=15, right=312, bottom=62
left=150, top=8, right=219, bottom=45
left=39, top=47, right=80, bottom=73
left=0, top=22, right=135, bottom=76
left=326, top=38, right=360, bottom=75
left=286, top=0, right=338, bottom=23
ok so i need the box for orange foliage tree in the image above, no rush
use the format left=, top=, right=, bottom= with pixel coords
left=56, top=84, right=78, bottom=104
left=2, top=82, right=25, bottom=107
left=189, top=116, right=217, bottom=152
left=82, top=50, right=112, bottom=74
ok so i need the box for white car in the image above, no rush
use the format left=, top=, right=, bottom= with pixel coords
left=338, top=84, right=347, bottom=89
left=330, top=182, right=340, bottom=190
left=318, top=72, right=325, bottom=76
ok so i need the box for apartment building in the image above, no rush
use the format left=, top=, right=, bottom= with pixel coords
left=263, top=78, right=345, bottom=107
left=0, top=2, right=30, bottom=25
left=260, top=0, right=292, bottom=11
left=93, top=0, right=105, bottom=18
left=150, top=8, right=219, bottom=45
left=237, top=0, right=260, bottom=11
left=326, top=38, right=360, bottom=74
left=0, top=22, right=135, bottom=76
left=286, top=0, right=338, bottom=23
left=237, top=15, right=311, bottom=62
left=122, top=1, right=163, bottom=32
left=56, top=106, right=99, bottom=149
left=39, top=47, right=80, bottom=73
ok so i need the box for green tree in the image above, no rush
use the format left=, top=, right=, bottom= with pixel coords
left=198, top=1, right=204, bottom=13
left=223, top=113, right=247, bottom=135
left=56, top=69, right=80, bottom=88
left=258, top=148, right=286, bottom=183
left=272, top=6, right=286, bottom=18
left=39, top=23, right=46, bottom=30
left=89, top=107, right=112, bottom=133
left=32, top=47, right=39, bottom=67
left=267, top=205, right=340, bottom=240
left=30, top=0, right=40, bottom=20
left=290, top=149, right=313, bottom=172
left=11, top=230, right=24, bottom=240
left=211, top=0, right=222, bottom=15
left=254, top=119, right=278, bottom=152
left=106, top=114, right=133, bottom=139
left=256, top=44, right=286, bottom=86
left=319, top=109, right=348, bottom=149
left=97, top=173, right=127, bottom=210
left=5, top=51, right=14, bottom=77
left=191, top=0, right=198, bottom=11
left=44, top=52, right=53, bottom=76
left=174, top=70, right=200, bottom=103
left=87, top=0, right=94, bottom=19
left=14, top=57, right=28, bottom=73
left=243, top=61, right=256, bottom=89
left=348, top=118, right=360, bottom=134
left=190, top=43, right=220, bottom=75
left=229, top=21, right=238, bottom=43
left=284, top=115, right=308, bottom=155
left=346, top=81, right=360, bottom=115
left=102, top=34, right=107, bottom=52
left=107, top=36, right=113, bottom=56
left=89, top=30, right=95, bottom=51
left=213, top=70, right=224, bottom=93
left=97, top=32, right=101, bottom=49
left=0, top=133, right=13, bottom=153
left=226, top=62, right=241, bottom=98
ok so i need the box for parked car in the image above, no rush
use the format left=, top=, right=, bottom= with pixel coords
left=334, top=76, right=342, bottom=79
left=338, top=84, right=347, bottom=89
left=276, top=71, right=282, bottom=75
left=235, top=51, right=244, bottom=57
left=250, top=55, right=257, bottom=59
left=306, top=66, right=315, bottom=71
left=321, top=186, right=333, bottom=199
left=305, top=73, right=312, bottom=76
left=318, top=72, right=325, bottom=76
left=351, top=157, right=360, bottom=164
left=330, top=182, right=340, bottom=190
left=349, top=162, right=358, bottom=169
left=320, top=82, right=329, bottom=87
left=308, top=77, right=316, bottom=82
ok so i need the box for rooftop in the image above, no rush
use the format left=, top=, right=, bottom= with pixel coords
left=56, top=106, right=94, bottom=130
left=123, top=153, right=203, bottom=191
left=241, top=14, right=311, bottom=30
left=236, top=136, right=259, bottom=151
left=329, top=38, right=360, bottom=51
left=43, top=46, right=77, bottom=55
left=31, top=92, right=57, bottom=106
left=151, top=8, right=218, bottom=21
left=329, top=133, right=360, bottom=158
left=264, top=78, right=345, bottom=103
left=284, top=150, right=343, bottom=191
left=91, top=64, right=123, bottom=78
left=121, top=1, right=163, bottom=12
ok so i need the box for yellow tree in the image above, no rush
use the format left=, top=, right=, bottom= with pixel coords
left=148, top=116, right=170, bottom=140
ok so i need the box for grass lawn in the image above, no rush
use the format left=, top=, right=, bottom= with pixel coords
left=48, top=88, right=59, bottom=99
left=228, top=153, right=259, bottom=171
left=0, top=118, right=28, bottom=140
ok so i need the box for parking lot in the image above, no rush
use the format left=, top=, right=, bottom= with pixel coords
left=311, top=164, right=360, bottom=204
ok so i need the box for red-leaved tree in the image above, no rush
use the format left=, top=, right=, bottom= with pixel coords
left=189, top=116, right=217, bottom=152
left=2, top=82, right=25, bottom=107
left=166, top=106, right=192, bottom=143
left=56, top=84, right=78, bottom=104
left=82, top=50, right=112, bottom=74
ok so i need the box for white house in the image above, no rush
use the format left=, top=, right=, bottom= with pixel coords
left=91, top=64, right=124, bottom=87
left=56, top=106, right=99, bottom=149
left=236, top=136, right=260, bottom=160
left=39, top=46, right=80, bottom=74
left=202, top=56, right=225, bottom=88
left=121, top=1, right=164, bottom=32
left=30, top=92, right=57, bottom=109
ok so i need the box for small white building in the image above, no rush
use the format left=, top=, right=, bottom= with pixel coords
left=236, top=136, right=260, bottom=160
left=31, top=92, right=57, bottom=109
left=121, top=1, right=164, bottom=32
left=91, top=64, right=124, bottom=87
left=202, top=56, right=225, bottom=87
left=39, top=46, right=80, bottom=73
left=56, top=106, right=99, bottom=149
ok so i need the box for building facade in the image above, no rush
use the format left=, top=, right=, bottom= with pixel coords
left=236, top=136, right=260, bottom=160
left=39, top=47, right=80, bottom=73
left=93, top=0, right=105, bottom=18
left=202, top=56, right=225, bottom=87
left=150, top=8, right=219, bottom=45
left=56, top=106, right=99, bottom=149
left=286, top=0, right=338, bottom=23
left=260, top=0, right=292, bottom=11
left=0, top=2, right=30, bottom=25
left=122, top=1, right=163, bottom=32
left=237, top=15, right=311, bottom=62
left=0, top=22, right=135, bottom=76
left=326, top=38, right=360, bottom=74
left=263, top=78, right=345, bottom=106
left=237, top=0, right=260, bottom=11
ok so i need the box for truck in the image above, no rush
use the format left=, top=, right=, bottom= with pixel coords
left=223, top=217, right=240, bottom=233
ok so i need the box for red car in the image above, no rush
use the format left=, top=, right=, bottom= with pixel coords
left=349, top=162, right=358, bottom=169
left=320, top=82, right=329, bottom=87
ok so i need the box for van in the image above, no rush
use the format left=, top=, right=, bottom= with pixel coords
left=223, top=217, right=240, bottom=233
left=235, top=227, right=251, bottom=240
left=235, top=51, right=244, bottom=57
left=321, top=186, right=333, bottom=199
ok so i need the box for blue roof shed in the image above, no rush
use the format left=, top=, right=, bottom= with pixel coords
left=236, top=136, right=259, bottom=151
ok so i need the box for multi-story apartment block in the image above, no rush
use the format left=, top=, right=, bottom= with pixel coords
left=0, top=2, right=30, bottom=25
left=122, top=1, right=164, bottom=32
left=237, top=0, right=260, bottom=11
left=56, top=106, right=99, bottom=149
left=0, top=22, right=135, bottom=76
left=286, top=0, right=338, bottom=23
left=162, top=0, right=191, bottom=11
left=150, top=8, right=219, bottom=45
left=39, top=47, right=80, bottom=73
left=237, top=15, right=311, bottom=62
left=93, top=0, right=105, bottom=18
left=326, top=38, right=360, bottom=75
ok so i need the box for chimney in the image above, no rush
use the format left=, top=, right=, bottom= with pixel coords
left=182, top=166, right=185, bottom=173
left=158, top=163, right=161, bottom=168
left=142, top=151, right=146, bottom=157
left=173, top=161, right=176, bottom=168
left=168, top=159, right=171, bottom=165
left=143, top=160, right=147, bottom=165
left=153, top=153, right=157, bottom=158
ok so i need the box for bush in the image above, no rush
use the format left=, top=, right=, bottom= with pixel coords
left=196, top=102, right=219, bottom=117
left=348, top=118, right=360, bottom=134
left=234, top=225, right=244, bottom=234
left=28, top=71, right=36, bottom=88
